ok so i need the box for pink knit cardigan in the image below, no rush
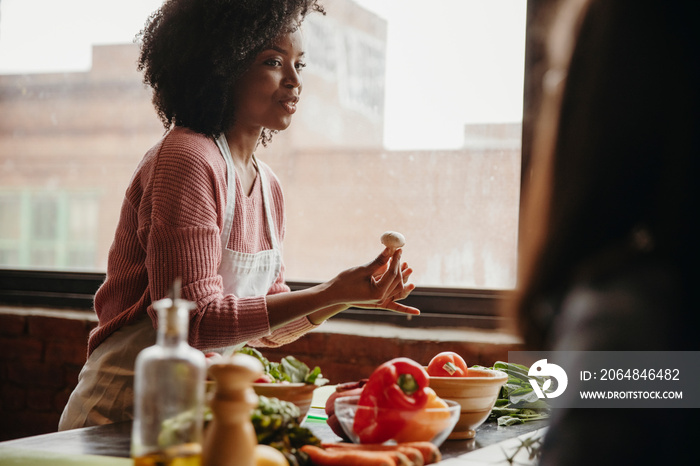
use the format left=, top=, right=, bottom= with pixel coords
left=88, top=127, right=317, bottom=355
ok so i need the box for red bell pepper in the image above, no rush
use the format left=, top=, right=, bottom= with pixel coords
left=352, top=357, right=430, bottom=444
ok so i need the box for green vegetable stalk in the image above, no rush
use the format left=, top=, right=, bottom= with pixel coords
left=476, top=361, right=551, bottom=426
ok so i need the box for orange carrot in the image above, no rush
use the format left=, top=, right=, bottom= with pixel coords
left=300, top=445, right=398, bottom=466
left=321, top=443, right=424, bottom=466
left=318, top=441, right=441, bottom=465
left=397, top=442, right=442, bottom=465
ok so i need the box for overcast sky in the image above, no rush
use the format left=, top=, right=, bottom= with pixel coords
left=0, top=0, right=526, bottom=149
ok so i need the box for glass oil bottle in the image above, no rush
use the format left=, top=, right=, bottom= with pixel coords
left=131, top=281, right=206, bottom=466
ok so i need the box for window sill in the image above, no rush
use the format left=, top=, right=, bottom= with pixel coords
left=0, top=305, right=97, bottom=322
left=316, top=318, right=521, bottom=345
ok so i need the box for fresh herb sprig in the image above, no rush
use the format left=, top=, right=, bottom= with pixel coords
left=501, top=431, right=545, bottom=465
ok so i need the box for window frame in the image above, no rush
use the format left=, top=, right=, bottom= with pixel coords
left=0, top=269, right=508, bottom=329
left=0, top=0, right=548, bottom=330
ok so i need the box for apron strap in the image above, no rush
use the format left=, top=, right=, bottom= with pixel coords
left=215, top=134, right=236, bottom=250
left=253, top=155, right=280, bottom=250
left=215, top=134, right=280, bottom=250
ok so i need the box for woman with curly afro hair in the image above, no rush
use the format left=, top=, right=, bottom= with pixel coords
left=59, top=0, right=418, bottom=430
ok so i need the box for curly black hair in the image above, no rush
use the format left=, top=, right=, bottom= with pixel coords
left=136, top=0, right=324, bottom=139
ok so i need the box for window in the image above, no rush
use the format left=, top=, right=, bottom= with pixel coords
left=0, top=190, right=100, bottom=269
left=0, top=0, right=532, bottom=327
left=0, top=193, right=22, bottom=264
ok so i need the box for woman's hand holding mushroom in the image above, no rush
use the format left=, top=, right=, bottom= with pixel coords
left=326, top=231, right=418, bottom=315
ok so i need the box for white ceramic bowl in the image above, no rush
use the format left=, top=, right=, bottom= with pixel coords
left=428, top=367, right=508, bottom=439
left=252, top=382, right=317, bottom=421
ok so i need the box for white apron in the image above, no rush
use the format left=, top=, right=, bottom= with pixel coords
left=210, top=133, right=283, bottom=354
left=214, top=133, right=283, bottom=299
left=58, top=133, right=282, bottom=430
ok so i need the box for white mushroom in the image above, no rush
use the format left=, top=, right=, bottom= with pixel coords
left=380, top=231, right=406, bottom=251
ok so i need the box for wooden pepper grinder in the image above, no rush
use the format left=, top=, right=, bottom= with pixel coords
left=202, top=353, right=263, bottom=466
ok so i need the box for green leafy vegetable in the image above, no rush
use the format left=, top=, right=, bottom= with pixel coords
left=238, top=347, right=329, bottom=386
left=475, top=361, right=550, bottom=425
left=494, top=408, right=550, bottom=426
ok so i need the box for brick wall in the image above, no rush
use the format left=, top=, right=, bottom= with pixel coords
left=0, top=308, right=522, bottom=442
left=0, top=309, right=97, bottom=441
left=260, top=326, right=523, bottom=384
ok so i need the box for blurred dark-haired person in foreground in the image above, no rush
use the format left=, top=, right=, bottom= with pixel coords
left=509, top=0, right=699, bottom=464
